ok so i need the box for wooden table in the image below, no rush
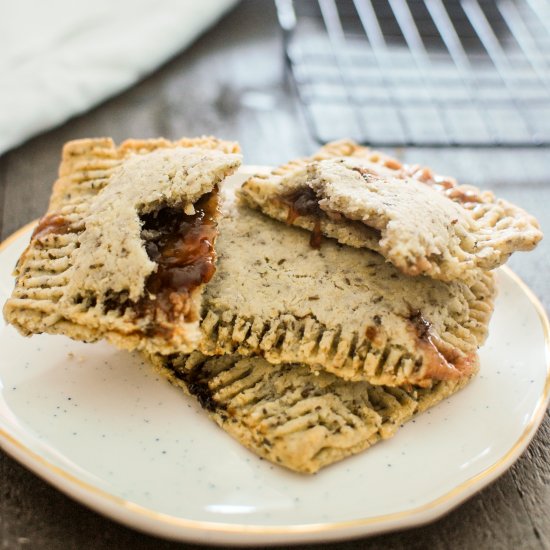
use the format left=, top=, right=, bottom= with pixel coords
left=1, top=2, right=548, bottom=548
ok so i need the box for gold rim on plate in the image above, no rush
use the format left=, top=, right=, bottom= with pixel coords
left=1, top=220, right=549, bottom=540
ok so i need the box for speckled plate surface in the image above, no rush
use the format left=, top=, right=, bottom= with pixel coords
left=1, top=180, right=549, bottom=546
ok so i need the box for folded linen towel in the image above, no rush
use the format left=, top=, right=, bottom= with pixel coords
left=0, top=0, right=238, bottom=154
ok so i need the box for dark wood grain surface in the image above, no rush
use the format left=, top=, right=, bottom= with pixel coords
left=1, top=2, right=549, bottom=549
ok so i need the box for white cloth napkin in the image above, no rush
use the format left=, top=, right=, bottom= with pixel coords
left=0, top=0, right=238, bottom=154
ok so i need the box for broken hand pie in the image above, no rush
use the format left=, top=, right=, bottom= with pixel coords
left=3, top=137, right=241, bottom=355
left=239, top=141, right=542, bottom=282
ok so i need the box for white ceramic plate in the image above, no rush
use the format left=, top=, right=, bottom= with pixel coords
left=1, top=218, right=549, bottom=546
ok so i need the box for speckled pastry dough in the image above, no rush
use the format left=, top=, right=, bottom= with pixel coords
left=239, top=140, right=542, bottom=282
left=3, top=137, right=241, bottom=355
left=148, top=351, right=474, bottom=474
left=199, top=186, right=495, bottom=387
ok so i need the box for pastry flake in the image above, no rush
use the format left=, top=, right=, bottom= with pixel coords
left=3, top=137, right=242, bottom=355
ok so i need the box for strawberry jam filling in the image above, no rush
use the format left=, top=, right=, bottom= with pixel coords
left=31, top=214, right=72, bottom=241
left=137, top=191, right=219, bottom=325
left=408, top=310, right=475, bottom=383
left=279, top=187, right=323, bottom=249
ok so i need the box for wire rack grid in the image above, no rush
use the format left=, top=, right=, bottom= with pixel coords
left=275, top=0, right=550, bottom=147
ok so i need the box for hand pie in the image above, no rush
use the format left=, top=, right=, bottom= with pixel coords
left=199, top=184, right=495, bottom=387
left=3, top=137, right=241, bottom=355
left=239, top=140, right=542, bottom=282
left=148, top=351, right=474, bottom=474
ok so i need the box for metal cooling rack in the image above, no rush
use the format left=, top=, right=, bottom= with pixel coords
left=275, top=0, right=550, bottom=147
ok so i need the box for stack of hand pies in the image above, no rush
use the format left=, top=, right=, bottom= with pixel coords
left=3, top=137, right=542, bottom=474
